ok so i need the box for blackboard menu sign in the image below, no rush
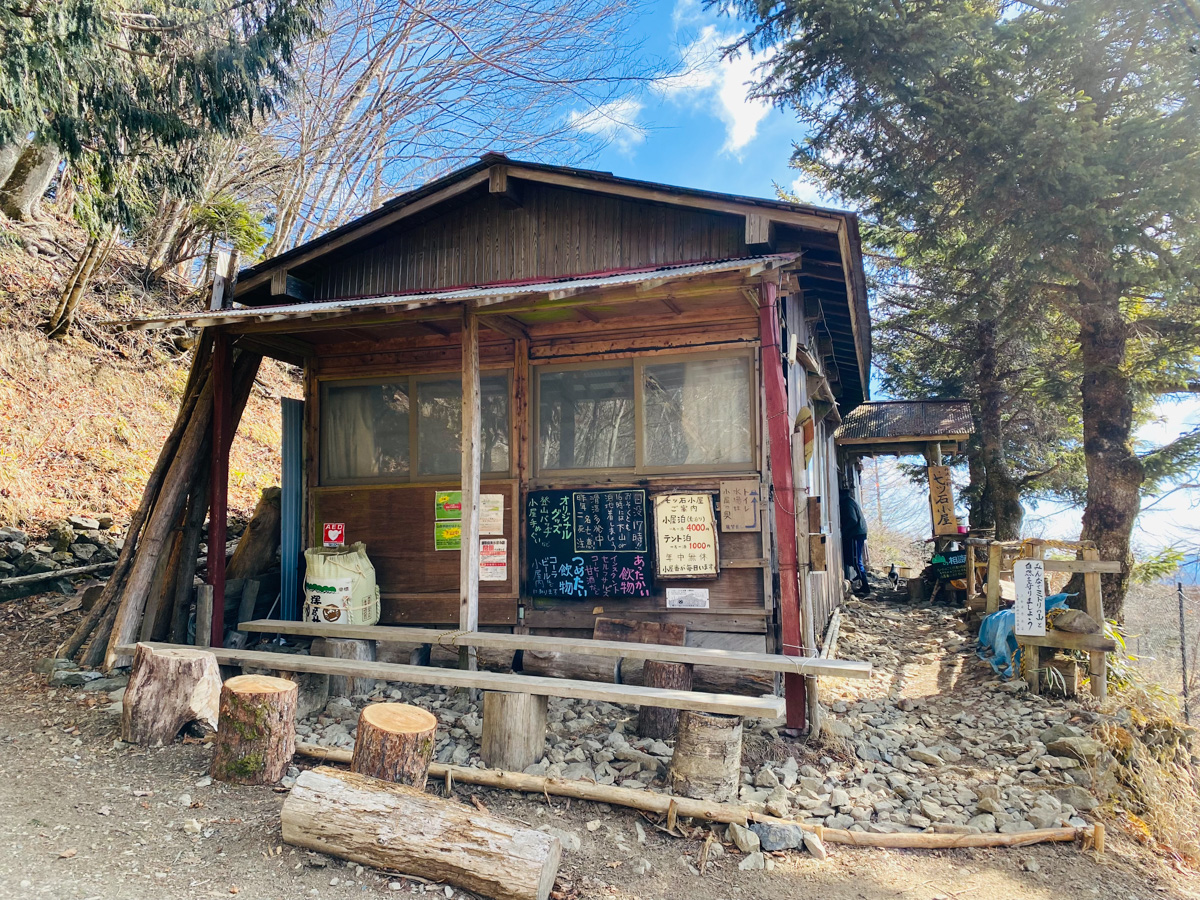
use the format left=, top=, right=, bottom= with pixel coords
left=527, top=490, right=651, bottom=599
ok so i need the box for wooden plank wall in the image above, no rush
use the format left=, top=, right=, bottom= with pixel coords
left=308, top=184, right=746, bottom=300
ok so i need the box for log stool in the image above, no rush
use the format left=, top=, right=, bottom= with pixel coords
left=211, top=674, right=298, bottom=784
left=318, top=637, right=377, bottom=698
left=481, top=691, right=547, bottom=771
left=351, top=703, right=438, bottom=790
left=636, top=660, right=693, bottom=739
left=668, top=710, right=743, bottom=802
left=122, top=643, right=222, bottom=746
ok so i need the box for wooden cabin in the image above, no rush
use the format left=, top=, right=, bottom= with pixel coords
left=120, top=154, right=871, bottom=728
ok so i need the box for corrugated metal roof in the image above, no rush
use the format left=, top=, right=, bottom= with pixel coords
left=106, top=254, right=798, bottom=332
left=834, top=400, right=974, bottom=444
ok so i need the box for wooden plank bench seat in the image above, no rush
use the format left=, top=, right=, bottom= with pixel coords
left=237, top=620, right=872, bottom=681
left=118, top=642, right=788, bottom=718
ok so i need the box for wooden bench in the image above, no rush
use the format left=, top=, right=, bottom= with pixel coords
left=236, top=620, right=873, bottom=681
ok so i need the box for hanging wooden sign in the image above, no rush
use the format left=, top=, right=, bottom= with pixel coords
left=652, top=493, right=719, bottom=579
left=927, top=466, right=960, bottom=535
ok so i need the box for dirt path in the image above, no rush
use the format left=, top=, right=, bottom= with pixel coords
left=0, top=592, right=1196, bottom=900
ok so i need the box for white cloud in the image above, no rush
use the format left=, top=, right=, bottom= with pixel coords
left=568, top=98, right=646, bottom=154
left=656, top=3, right=773, bottom=157
left=788, top=174, right=828, bottom=205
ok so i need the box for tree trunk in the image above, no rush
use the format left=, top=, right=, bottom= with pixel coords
left=281, top=767, right=562, bottom=900
left=668, top=711, right=743, bottom=802
left=0, top=138, right=28, bottom=190
left=481, top=691, right=547, bottom=771
left=317, top=637, right=377, bottom=697
left=971, top=316, right=1024, bottom=540
left=0, top=141, right=59, bottom=220
left=351, top=702, right=437, bottom=789
left=169, top=467, right=211, bottom=643
left=211, top=674, right=298, bottom=784
left=637, top=660, right=693, bottom=739
left=45, top=229, right=116, bottom=338
left=121, top=643, right=222, bottom=746
left=1076, top=286, right=1142, bottom=618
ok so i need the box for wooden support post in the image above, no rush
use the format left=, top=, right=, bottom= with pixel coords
left=208, top=331, right=232, bottom=648
left=1082, top=546, right=1107, bottom=701
left=281, top=767, right=562, bottom=900
left=668, top=711, right=743, bottom=802
left=320, top=637, right=377, bottom=697
left=637, top=661, right=694, bottom=739
left=481, top=691, right=547, bottom=771
left=121, top=643, right=221, bottom=746
left=966, top=544, right=977, bottom=597
left=195, top=585, right=213, bottom=648
left=351, top=703, right=438, bottom=789
left=757, top=280, right=805, bottom=730
left=460, top=302, right=481, bottom=672
left=985, top=543, right=1003, bottom=614
left=211, top=674, right=297, bottom=784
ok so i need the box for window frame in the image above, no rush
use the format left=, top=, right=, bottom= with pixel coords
left=532, top=349, right=759, bottom=479
left=318, top=368, right=514, bottom=487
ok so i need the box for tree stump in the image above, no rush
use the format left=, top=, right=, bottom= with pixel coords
left=318, top=637, right=376, bottom=698
left=121, top=643, right=222, bottom=746
left=481, top=692, right=547, bottom=771
left=351, top=703, right=438, bottom=789
left=637, top=660, right=694, bottom=739
left=668, top=710, right=743, bottom=802
left=282, top=766, right=562, bottom=900
left=211, top=674, right=297, bottom=784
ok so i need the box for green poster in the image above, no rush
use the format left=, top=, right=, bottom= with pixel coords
left=434, top=490, right=463, bottom=520
left=434, top=521, right=462, bottom=551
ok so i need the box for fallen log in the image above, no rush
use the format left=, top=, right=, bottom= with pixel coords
left=292, top=743, right=1102, bottom=853
left=226, top=486, right=281, bottom=581
left=282, top=766, right=561, bottom=900
left=0, top=560, right=117, bottom=588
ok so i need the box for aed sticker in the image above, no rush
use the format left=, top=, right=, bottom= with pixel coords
left=323, top=522, right=345, bottom=547
left=480, top=538, right=508, bottom=581
left=666, top=587, right=710, bottom=609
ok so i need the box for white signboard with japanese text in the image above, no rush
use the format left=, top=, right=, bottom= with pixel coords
left=653, top=493, right=719, bottom=579
left=1013, top=558, right=1047, bottom=637
left=719, top=480, right=761, bottom=532
left=666, top=587, right=710, bottom=609
left=480, top=494, right=505, bottom=535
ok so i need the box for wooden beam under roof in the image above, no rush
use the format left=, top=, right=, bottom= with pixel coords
left=488, top=165, right=521, bottom=208
left=478, top=314, right=529, bottom=341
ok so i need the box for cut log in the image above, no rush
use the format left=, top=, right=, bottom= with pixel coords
left=350, top=703, right=437, bottom=789
left=211, top=673, right=297, bottom=784
left=594, top=617, right=685, bottom=646
left=481, top=691, right=547, bottom=772
left=121, top=643, right=222, bottom=746
left=281, top=766, right=561, bottom=900
left=637, top=660, right=693, bottom=739
left=226, top=487, right=281, bottom=581
left=242, top=665, right=330, bottom=720
left=669, top=710, right=743, bottom=802
left=318, top=637, right=377, bottom=697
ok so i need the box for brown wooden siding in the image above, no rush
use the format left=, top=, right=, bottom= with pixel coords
left=307, top=184, right=747, bottom=300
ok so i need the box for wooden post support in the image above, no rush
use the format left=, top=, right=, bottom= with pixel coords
left=637, top=661, right=694, bottom=740
left=195, top=585, right=213, bottom=648
left=211, top=674, right=297, bottom=784
left=1082, top=546, right=1107, bottom=701
left=121, top=643, right=221, bottom=746
left=985, top=543, right=1003, bottom=614
left=351, top=703, right=438, bottom=790
left=208, top=331, right=232, bottom=649
left=966, top=544, right=977, bottom=597
left=320, top=637, right=377, bottom=698
left=459, top=302, right=481, bottom=673
left=757, top=280, right=805, bottom=730
left=481, top=691, right=547, bottom=772
left=281, top=767, right=562, bottom=900
left=668, top=710, right=743, bottom=802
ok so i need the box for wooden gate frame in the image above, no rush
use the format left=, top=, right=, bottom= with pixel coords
left=981, top=538, right=1119, bottom=700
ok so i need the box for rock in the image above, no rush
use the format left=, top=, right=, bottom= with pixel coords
left=749, top=823, right=804, bottom=851
left=50, top=523, right=75, bottom=552
left=967, top=814, right=997, bottom=832
left=1027, top=809, right=1060, bottom=829
left=829, top=788, right=850, bottom=809
left=1023, top=858, right=1041, bottom=873
left=1001, top=680, right=1028, bottom=693
left=976, top=796, right=1006, bottom=815
left=536, top=825, right=581, bottom=852
left=48, top=669, right=103, bottom=687
left=68, top=515, right=101, bottom=531
left=824, top=719, right=854, bottom=739
left=0, top=527, right=28, bottom=543
left=586, top=820, right=601, bottom=832
left=998, top=820, right=1035, bottom=834
left=727, top=822, right=760, bottom=854
left=81, top=676, right=129, bottom=693
left=1046, top=736, right=1104, bottom=765
left=737, top=851, right=766, bottom=871
left=33, top=658, right=76, bottom=675
left=754, top=766, right=780, bottom=788
left=633, top=859, right=652, bottom=875
left=1049, top=785, right=1098, bottom=812
left=182, top=819, right=202, bottom=835
left=1051, top=609, right=1101, bottom=634
left=97, top=515, right=114, bottom=529
left=802, top=831, right=828, bottom=860
left=1039, top=723, right=1084, bottom=745
left=907, top=748, right=944, bottom=766
left=69, top=543, right=97, bottom=561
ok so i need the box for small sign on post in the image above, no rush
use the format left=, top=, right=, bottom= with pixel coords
left=927, top=466, right=960, bottom=536
left=322, top=523, right=345, bottom=548
left=1013, top=558, right=1047, bottom=637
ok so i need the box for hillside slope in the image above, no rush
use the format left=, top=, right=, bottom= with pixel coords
left=0, top=216, right=297, bottom=530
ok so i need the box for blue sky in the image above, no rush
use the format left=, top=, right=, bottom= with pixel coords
left=573, top=0, right=1200, bottom=556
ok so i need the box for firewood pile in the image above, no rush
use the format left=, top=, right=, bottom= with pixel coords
left=54, top=335, right=263, bottom=668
